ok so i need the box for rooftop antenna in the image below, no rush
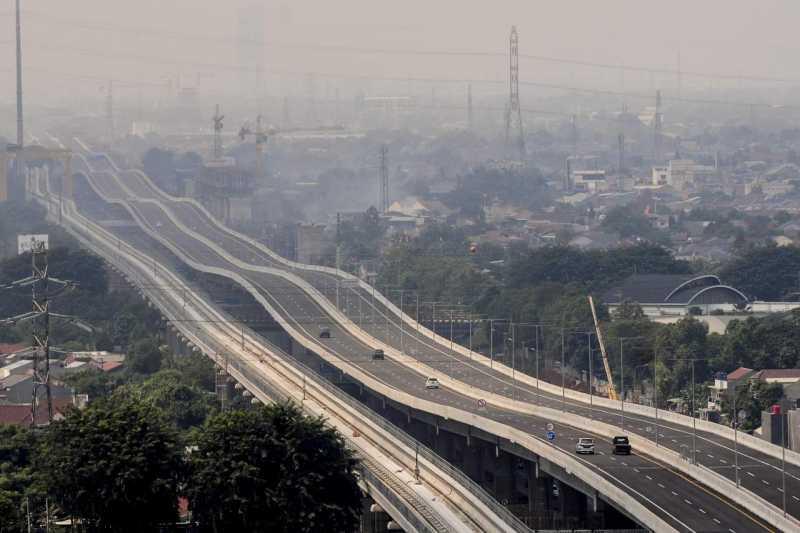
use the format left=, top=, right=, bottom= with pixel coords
left=505, top=26, right=525, bottom=160
left=212, top=105, right=224, bottom=159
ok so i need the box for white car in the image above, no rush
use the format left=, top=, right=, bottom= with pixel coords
left=575, top=437, right=595, bottom=454
left=425, top=377, right=440, bottom=389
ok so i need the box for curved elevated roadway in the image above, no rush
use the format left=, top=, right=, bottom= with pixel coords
left=50, top=140, right=794, bottom=531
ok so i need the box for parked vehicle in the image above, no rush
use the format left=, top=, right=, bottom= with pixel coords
left=575, top=437, right=595, bottom=454
left=425, top=377, right=440, bottom=389
left=372, top=349, right=384, bottom=360
left=319, top=328, right=331, bottom=339
left=612, top=435, right=631, bottom=455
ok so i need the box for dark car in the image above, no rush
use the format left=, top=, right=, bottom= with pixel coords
left=319, top=328, right=331, bottom=339
left=612, top=435, right=631, bottom=455
left=372, top=349, right=385, bottom=360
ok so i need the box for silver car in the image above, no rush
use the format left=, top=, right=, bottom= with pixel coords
left=576, top=437, right=595, bottom=454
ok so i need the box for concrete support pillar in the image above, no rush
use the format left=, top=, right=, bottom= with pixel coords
left=62, top=155, right=73, bottom=199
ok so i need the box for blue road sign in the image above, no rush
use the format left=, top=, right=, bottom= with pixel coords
left=546, top=431, right=556, bottom=441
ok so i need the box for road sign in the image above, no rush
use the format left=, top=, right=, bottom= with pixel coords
left=546, top=422, right=554, bottom=431
left=546, top=431, right=556, bottom=442
left=477, top=399, right=487, bottom=410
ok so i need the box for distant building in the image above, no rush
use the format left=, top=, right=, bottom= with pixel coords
left=603, top=274, right=749, bottom=317
left=295, top=223, right=326, bottom=265
left=571, top=170, right=607, bottom=193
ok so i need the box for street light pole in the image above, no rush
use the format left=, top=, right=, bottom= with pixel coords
left=415, top=293, right=420, bottom=331
left=397, top=290, right=404, bottom=355
left=733, top=386, right=740, bottom=487
left=587, top=332, right=593, bottom=420
left=620, top=337, right=625, bottom=430
left=490, top=319, right=494, bottom=369
left=511, top=323, right=516, bottom=401
left=654, top=350, right=659, bottom=448
left=691, top=359, right=696, bottom=464
left=561, top=328, right=566, bottom=412
left=783, top=411, right=787, bottom=516
left=535, top=325, right=540, bottom=406
left=468, top=316, right=473, bottom=360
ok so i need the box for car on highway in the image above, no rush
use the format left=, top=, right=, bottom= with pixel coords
left=612, top=435, right=631, bottom=455
left=575, top=437, right=595, bottom=454
left=319, top=328, right=331, bottom=339
left=372, top=349, right=384, bottom=360
left=425, top=377, right=440, bottom=389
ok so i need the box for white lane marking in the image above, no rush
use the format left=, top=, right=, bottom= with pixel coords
left=793, top=495, right=800, bottom=501
left=699, top=508, right=706, bottom=514
left=762, top=479, right=770, bottom=485
left=633, top=467, right=640, bottom=473
left=707, top=454, right=714, bottom=458
left=645, top=475, right=653, bottom=480
left=713, top=518, right=720, bottom=524
left=658, top=483, right=665, bottom=489
left=671, top=490, right=678, bottom=496
left=684, top=499, right=692, bottom=505
left=747, top=471, right=755, bottom=477
left=719, top=459, right=727, bottom=464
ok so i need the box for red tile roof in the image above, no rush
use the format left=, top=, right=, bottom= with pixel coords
left=0, top=398, right=75, bottom=426
left=727, top=367, right=754, bottom=381
left=757, top=369, right=800, bottom=380
left=0, top=343, right=28, bottom=355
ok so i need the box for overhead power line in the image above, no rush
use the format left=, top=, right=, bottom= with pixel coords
left=16, top=9, right=800, bottom=85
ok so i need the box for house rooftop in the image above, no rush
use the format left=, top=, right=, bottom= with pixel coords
left=727, top=367, right=754, bottom=381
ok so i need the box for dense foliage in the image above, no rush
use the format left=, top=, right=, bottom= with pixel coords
left=39, top=395, right=184, bottom=532
left=719, top=244, right=800, bottom=300
left=187, top=404, right=362, bottom=533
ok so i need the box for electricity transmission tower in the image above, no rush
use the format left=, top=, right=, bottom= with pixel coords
left=379, top=145, right=389, bottom=213
left=1, top=242, right=75, bottom=425
left=505, top=26, right=525, bottom=161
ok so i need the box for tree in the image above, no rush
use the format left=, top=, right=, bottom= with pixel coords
left=0, top=426, right=39, bottom=533
left=39, top=395, right=183, bottom=531
left=127, top=338, right=164, bottom=375
left=187, top=403, right=361, bottom=533
left=719, top=244, right=800, bottom=300
left=135, top=369, right=216, bottom=430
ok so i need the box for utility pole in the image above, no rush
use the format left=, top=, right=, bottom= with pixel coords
left=15, top=0, right=24, bottom=148
left=379, top=144, right=389, bottom=213
left=467, top=84, right=473, bottom=130
left=570, top=114, right=578, bottom=155
left=505, top=26, right=525, bottom=161
left=653, top=90, right=663, bottom=163
left=282, top=96, right=290, bottom=129
left=212, top=105, right=224, bottom=160
left=106, top=79, right=115, bottom=145
left=617, top=133, right=625, bottom=176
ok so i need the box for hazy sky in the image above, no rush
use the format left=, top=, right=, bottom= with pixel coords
left=4, top=1, right=800, bottom=105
